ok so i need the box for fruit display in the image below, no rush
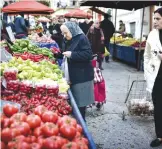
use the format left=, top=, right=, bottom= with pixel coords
left=1, top=104, right=89, bottom=149
left=28, top=33, right=55, bottom=43
left=110, top=35, right=146, bottom=48
left=0, top=57, right=69, bottom=91
left=10, top=39, right=54, bottom=60
left=13, top=52, right=55, bottom=63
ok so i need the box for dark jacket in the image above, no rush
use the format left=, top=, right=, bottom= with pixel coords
left=63, top=34, right=94, bottom=85
left=100, top=18, right=115, bottom=42
left=14, top=16, right=27, bottom=35
left=87, top=27, right=105, bottom=54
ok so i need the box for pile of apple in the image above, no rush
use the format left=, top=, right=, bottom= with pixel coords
left=1, top=104, right=89, bottom=149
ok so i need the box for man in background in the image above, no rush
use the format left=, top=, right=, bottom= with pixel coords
left=14, top=13, right=28, bottom=39
left=100, top=13, right=115, bottom=63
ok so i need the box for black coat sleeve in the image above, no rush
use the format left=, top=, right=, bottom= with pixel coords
left=71, top=35, right=93, bottom=62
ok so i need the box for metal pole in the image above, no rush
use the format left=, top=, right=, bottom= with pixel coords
left=113, top=8, right=117, bottom=59
left=137, top=7, right=145, bottom=71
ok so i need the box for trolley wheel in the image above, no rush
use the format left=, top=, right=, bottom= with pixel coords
left=122, top=111, right=126, bottom=121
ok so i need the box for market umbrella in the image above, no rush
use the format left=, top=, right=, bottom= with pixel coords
left=1, top=0, right=54, bottom=14
left=81, top=1, right=161, bottom=10
left=81, top=0, right=161, bottom=70
left=37, top=16, right=51, bottom=22
left=64, top=8, right=92, bottom=19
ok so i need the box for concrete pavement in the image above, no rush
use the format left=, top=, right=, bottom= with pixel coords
left=86, top=60, right=162, bottom=149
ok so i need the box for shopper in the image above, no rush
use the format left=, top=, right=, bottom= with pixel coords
left=87, top=20, right=105, bottom=70
left=60, top=21, right=94, bottom=121
left=100, top=14, right=115, bottom=63
left=144, top=7, right=162, bottom=147
left=118, top=20, right=125, bottom=34
left=14, top=13, right=28, bottom=39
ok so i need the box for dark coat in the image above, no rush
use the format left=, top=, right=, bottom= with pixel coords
left=14, top=16, right=27, bottom=35
left=63, top=34, right=94, bottom=85
left=100, top=19, right=115, bottom=42
left=87, top=27, right=105, bottom=54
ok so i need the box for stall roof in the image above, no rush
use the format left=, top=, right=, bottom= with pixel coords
left=2, top=0, right=54, bottom=14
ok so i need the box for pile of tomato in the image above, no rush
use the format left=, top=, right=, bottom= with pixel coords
left=1, top=104, right=89, bottom=149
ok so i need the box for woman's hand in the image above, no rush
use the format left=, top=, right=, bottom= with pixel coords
left=63, top=51, right=72, bottom=58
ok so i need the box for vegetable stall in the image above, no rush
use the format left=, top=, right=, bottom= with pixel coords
left=0, top=39, right=96, bottom=149
left=109, top=35, right=146, bottom=70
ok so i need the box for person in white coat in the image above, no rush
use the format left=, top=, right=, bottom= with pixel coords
left=144, top=7, right=162, bottom=147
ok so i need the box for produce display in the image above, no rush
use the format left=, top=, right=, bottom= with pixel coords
left=110, top=35, right=146, bottom=48
left=1, top=104, right=89, bottom=149
left=10, top=39, right=54, bottom=60
left=28, top=34, right=55, bottom=43
left=128, top=98, right=154, bottom=116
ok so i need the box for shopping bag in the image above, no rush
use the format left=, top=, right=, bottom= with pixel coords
left=61, top=56, right=70, bottom=83
left=104, top=47, right=110, bottom=57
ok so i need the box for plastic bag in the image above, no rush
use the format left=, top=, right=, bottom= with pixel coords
left=4, top=68, right=18, bottom=81
left=20, top=80, right=33, bottom=94
left=61, top=56, right=70, bottom=83
left=104, top=47, right=110, bottom=57
left=0, top=47, right=12, bottom=62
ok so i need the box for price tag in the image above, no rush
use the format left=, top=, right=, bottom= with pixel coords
left=6, top=26, right=15, bottom=42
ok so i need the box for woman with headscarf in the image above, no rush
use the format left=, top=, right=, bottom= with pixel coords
left=60, top=22, right=94, bottom=121
left=144, top=7, right=162, bottom=147
left=87, top=20, right=105, bottom=70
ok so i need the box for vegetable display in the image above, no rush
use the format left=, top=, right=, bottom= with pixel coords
left=1, top=104, right=89, bottom=149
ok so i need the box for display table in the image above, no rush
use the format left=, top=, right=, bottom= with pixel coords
left=109, top=43, right=145, bottom=70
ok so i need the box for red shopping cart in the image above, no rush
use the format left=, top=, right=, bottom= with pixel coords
left=91, top=54, right=106, bottom=110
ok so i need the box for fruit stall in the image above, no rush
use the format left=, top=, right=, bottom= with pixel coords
left=0, top=39, right=96, bottom=149
left=109, top=35, right=146, bottom=70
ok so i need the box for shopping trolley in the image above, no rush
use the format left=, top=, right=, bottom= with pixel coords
left=122, top=78, right=154, bottom=120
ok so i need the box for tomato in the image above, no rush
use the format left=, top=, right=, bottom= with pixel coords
left=73, top=137, right=89, bottom=145
left=57, top=116, right=77, bottom=128
left=26, top=114, right=41, bottom=129
left=17, top=141, right=31, bottom=149
left=41, top=111, right=58, bottom=123
left=61, top=142, right=79, bottom=149
left=26, top=136, right=37, bottom=143
left=10, top=113, right=27, bottom=123
left=0, top=141, right=6, bottom=149
left=33, top=126, right=42, bottom=137
left=31, top=143, right=42, bottom=149
left=77, top=142, right=89, bottom=149
left=37, top=137, right=45, bottom=146
left=60, top=124, right=77, bottom=140
left=33, top=105, right=47, bottom=118
left=10, top=122, right=30, bottom=136
left=13, top=135, right=26, bottom=142
left=42, top=122, right=59, bottom=137
left=75, top=131, right=82, bottom=138
left=3, top=104, right=19, bottom=117
left=1, top=128, right=20, bottom=143
left=43, top=136, right=65, bottom=149
left=76, top=124, right=83, bottom=133
left=1, top=117, right=11, bottom=128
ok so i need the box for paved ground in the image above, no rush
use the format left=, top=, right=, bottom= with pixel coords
left=86, top=59, right=162, bottom=149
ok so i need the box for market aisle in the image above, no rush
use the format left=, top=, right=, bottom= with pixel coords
left=86, top=60, right=161, bottom=149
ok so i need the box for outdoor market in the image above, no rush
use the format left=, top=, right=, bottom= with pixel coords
left=0, top=0, right=162, bottom=149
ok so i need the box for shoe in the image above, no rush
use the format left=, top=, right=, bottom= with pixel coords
left=150, top=138, right=162, bottom=147
left=99, top=67, right=104, bottom=70
left=96, top=103, right=103, bottom=110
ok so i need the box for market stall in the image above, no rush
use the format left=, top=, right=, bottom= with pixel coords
left=0, top=39, right=96, bottom=149
left=109, top=35, right=145, bottom=70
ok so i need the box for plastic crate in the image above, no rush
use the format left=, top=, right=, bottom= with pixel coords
left=68, top=90, right=96, bottom=149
